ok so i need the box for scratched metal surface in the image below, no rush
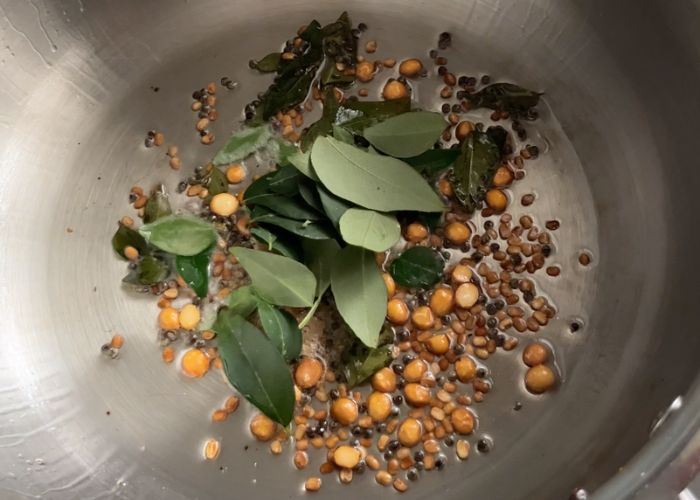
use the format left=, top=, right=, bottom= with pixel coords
left=0, top=0, right=699, bottom=499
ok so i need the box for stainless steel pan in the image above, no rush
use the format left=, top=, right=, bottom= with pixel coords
left=1, top=0, right=699, bottom=498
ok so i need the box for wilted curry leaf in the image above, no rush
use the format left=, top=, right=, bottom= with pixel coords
left=468, top=83, right=542, bottom=117
left=449, top=130, right=501, bottom=212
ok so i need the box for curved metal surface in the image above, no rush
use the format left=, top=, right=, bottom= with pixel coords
left=0, top=0, right=698, bottom=499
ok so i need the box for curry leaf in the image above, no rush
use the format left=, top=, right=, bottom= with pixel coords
left=125, top=255, right=170, bottom=285
left=231, top=246, right=316, bottom=307
left=274, top=138, right=298, bottom=166
left=343, top=344, right=393, bottom=387
left=251, top=52, right=281, bottom=73
left=449, top=130, right=501, bottom=212
left=251, top=207, right=335, bottom=240
left=214, top=311, right=295, bottom=425
left=225, top=286, right=258, bottom=318
left=139, top=215, right=217, bottom=256
left=250, top=226, right=302, bottom=260
left=331, top=245, right=386, bottom=347
left=363, top=111, right=446, bottom=158
left=339, top=208, right=400, bottom=252
left=288, top=150, right=318, bottom=180
left=468, top=83, right=542, bottom=117
left=318, top=12, right=357, bottom=87
left=302, top=238, right=341, bottom=295
left=256, top=299, right=302, bottom=362
left=310, top=136, right=445, bottom=213
left=212, top=125, right=272, bottom=165
left=203, top=166, right=228, bottom=199
left=332, top=124, right=354, bottom=144
left=300, top=87, right=340, bottom=152
left=254, top=195, right=324, bottom=221
left=336, top=97, right=411, bottom=133
left=298, top=177, right=324, bottom=213
left=242, top=172, right=275, bottom=204
left=316, top=184, right=353, bottom=228
left=268, top=165, right=300, bottom=195
left=175, top=247, right=211, bottom=298
left=112, top=223, right=149, bottom=259
left=404, top=148, right=461, bottom=176
left=143, top=190, right=172, bottom=223
left=389, top=246, right=444, bottom=289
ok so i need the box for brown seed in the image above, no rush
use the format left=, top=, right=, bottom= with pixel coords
left=372, top=367, right=397, bottom=392
left=525, top=364, right=556, bottom=394
left=319, top=462, right=334, bottom=474
left=376, top=470, right=393, bottom=486
left=456, top=439, right=470, bottom=460
left=212, top=409, right=228, bottom=422
left=191, top=101, right=202, bottom=111
left=365, top=40, right=377, bottom=53
left=411, top=306, right=435, bottom=330
left=203, top=439, right=221, bottom=460
left=523, top=342, right=549, bottom=366
left=521, top=194, right=535, bottom=206
left=399, top=58, right=423, bottom=78
left=153, top=132, right=164, bottom=146
left=133, top=195, right=148, bottom=209
left=455, top=121, right=474, bottom=142
left=393, top=478, right=409, bottom=493
left=250, top=413, right=277, bottom=441
left=398, top=417, right=423, bottom=447
left=404, top=359, right=428, bottom=383
left=451, top=407, right=475, bottom=434
left=339, top=468, right=353, bottom=484
left=404, top=383, right=431, bottom=407
left=295, top=357, right=324, bottom=389
left=333, top=445, right=361, bottom=468
left=305, top=477, right=322, bottom=491
left=546, top=266, right=561, bottom=277
left=355, top=60, right=376, bottom=82
left=331, top=397, right=359, bottom=425
left=358, top=88, right=369, bottom=97
left=545, top=219, right=560, bottom=230
left=270, top=440, right=282, bottom=455
left=109, top=334, right=124, bottom=349
left=368, top=391, right=393, bottom=422
left=196, top=117, right=210, bottom=131
left=366, top=455, right=380, bottom=470
left=426, top=334, right=450, bottom=355
left=579, top=252, right=592, bottom=266
left=443, top=72, right=457, bottom=86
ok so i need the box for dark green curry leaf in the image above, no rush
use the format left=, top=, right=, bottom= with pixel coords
left=225, top=285, right=258, bottom=318
left=112, top=223, right=149, bottom=259
left=302, top=238, right=341, bottom=295
left=143, top=189, right=172, bottom=223
left=389, top=246, right=444, bottom=289
left=468, top=83, right=542, bottom=117
left=449, top=130, right=501, bottom=212
left=256, top=299, right=302, bottom=362
left=242, top=172, right=276, bottom=204
left=404, top=148, right=461, bottom=176
left=250, top=226, right=303, bottom=261
left=131, top=255, right=170, bottom=285
left=268, top=165, right=301, bottom=195
left=342, top=328, right=394, bottom=387
left=251, top=52, right=281, bottom=73
left=251, top=206, right=335, bottom=240
left=300, top=87, right=340, bottom=152
left=337, top=97, right=411, bottom=133
left=318, top=12, right=357, bottom=87
left=139, top=215, right=217, bottom=257
left=316, top=183, right=353, bottom=229
left=298, top=177, right=324, bottom=213
left=486, top=125, right=511, bottom=158
left=203, top=166, right=228, bottom=199
left=175, top=247, right=212, bottom=298
left=213, top=311, right=295, bottom=426
left=254, top=194, right=324, bottom=221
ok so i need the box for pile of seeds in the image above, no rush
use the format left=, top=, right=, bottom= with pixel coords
left=110, top=16, right=595, bottom=495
